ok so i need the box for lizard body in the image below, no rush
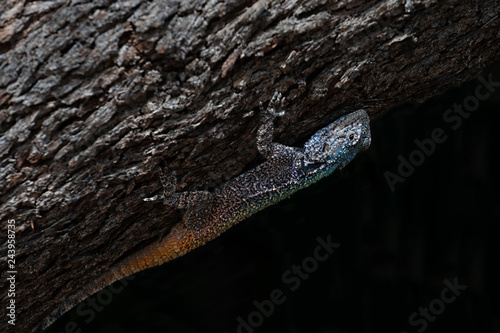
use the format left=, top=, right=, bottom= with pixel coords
left=37, top=91, right=371, bottom=332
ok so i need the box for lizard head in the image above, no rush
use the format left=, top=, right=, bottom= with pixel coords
left=303, top=110, right=371, bottom=166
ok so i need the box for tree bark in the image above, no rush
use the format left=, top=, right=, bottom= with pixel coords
left=0, top=0, right=499, bottom=331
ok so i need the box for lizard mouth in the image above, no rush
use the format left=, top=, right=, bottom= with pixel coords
left=359, top=124, right=372, bottom=151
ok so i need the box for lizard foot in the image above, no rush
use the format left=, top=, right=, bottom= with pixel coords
left=260, top=89, right=285, bottom=118
left=143, top=166, right=177, bottom=202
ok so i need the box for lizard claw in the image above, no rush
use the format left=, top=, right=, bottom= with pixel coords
left=260, top=90, right=285, bottom=117
left=143, top=194, right=162, bottom=202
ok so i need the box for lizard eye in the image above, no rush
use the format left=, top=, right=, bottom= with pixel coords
left=348, top=133, right=356, bottom=141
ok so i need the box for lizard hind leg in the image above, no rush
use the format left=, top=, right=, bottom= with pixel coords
left=143, top=166, right=213, bottom=231
left=143, top=166, right=177, bottom=202
left=159, top=166, right=177, bottom=197
left=166, top=190, right=214, bottom=232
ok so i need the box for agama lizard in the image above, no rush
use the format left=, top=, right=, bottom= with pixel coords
left=37, top=91, right=371, bottom=332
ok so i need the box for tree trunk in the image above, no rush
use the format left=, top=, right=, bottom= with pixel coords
left=0, top=0, right=499, bottom=331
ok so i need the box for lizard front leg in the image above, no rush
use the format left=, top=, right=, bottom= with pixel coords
left=256, top=90, right=306, bottom=171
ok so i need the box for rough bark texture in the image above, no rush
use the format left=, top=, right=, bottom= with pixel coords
left=0, top=0, right=499, bottom=331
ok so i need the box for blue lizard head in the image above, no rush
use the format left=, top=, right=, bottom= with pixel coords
left=303, top=110, right=371, bottom=167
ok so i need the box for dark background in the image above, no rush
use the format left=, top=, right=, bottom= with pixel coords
left=48, top=63, right=500, bottom=333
